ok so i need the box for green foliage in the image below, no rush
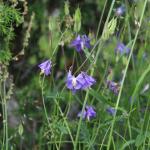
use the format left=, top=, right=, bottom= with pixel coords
left=102, top=18, right=117, bottom=41
left=1, top=1, right=150, bottom=150
left=74, top=7, right=81, bottom=33
left=0, top=4, right=23, bottom=35
left=0, top=50, right=11, bottom=63
left=64, top=1, right=70, bottom=16
left=18, top=123, right=24, bottom=136
left=0, top=3, right=23, bottom=64
left=135, top=133, right=145, bottom=147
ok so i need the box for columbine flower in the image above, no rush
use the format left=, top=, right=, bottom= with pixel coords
left=107, top=80, right=120, bottom=95
left=115, top=42, right=130, bottom=55
left=76, top=72, right=96, bottom=90
left=115, top=5, right=126, bottom=16
left=106, top=107, right=116, bottom=116
left=38, top=60, right=52, bottom=76
left=78, top=105, right=96, bottom=121
left=66, top=70, right=96, bottom=93
left=71, top=35, right=91, bottom=52
left=66, top=70, right=83, bottom=93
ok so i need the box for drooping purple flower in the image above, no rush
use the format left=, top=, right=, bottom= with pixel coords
left=38, top=60, right=52, bottom=76
left=71, top=35, right=91, bottom=52
left=76, top=72, right=96, bottom=90
left=115, top=42, right=130, bottom=55
left=66, top=70, right=83, bottom=93
left=78, top=105, right=96, bottom=121
left=66, top=70, right=96, bottom=93
left=86, top=106, right=96, bottom=120
left=107, top=80, right=120, bottom=95
left=115, top=5, right=126, bottom=16
left=106, top=107, right=116, bottom=116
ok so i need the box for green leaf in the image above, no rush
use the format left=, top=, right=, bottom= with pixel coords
left=89, top=89, right=111, bottom=105
left=135, top=0, right=144, bottom=19
left=18, top=123, right=24, bottom=136
left=135, top=134, right=145, bottom=147
left=74, top=7, right=81, bottom=33
left=120, top=140, right=135, bottom=150
left=0, top=50, right=12, bottom=63
left=83, top=48, right=94, bottom=63
left=58, top=125, right=68, bottom=135
left=64, top=1, right=70, bottom=15
left=131, top=63, right=150, bottom=104
left=102, top=18, right=117, bottom=41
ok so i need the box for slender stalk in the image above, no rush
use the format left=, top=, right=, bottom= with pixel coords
left=3, top=81, right=8, bottom=150
left=99, top=126, right=111, bottom=150
left=106, top=1, right=148, bottom=149
left=96, top=0, right=108, bottom=40
left=40, top=75, right=59, bottom=150
left=0, top=82, right=5, bottom=150
left=54, top=99, right=75, bottom=147
left=74, top=0, right=116, bottom=149
left=141, top=95, right=150, bottom=150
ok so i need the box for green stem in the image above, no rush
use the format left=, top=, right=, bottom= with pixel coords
left=3, top=81, right=8, bottom=150
left=54, top=99, right=75, bottom=147
left=40, top=76, right=59, bottom=150
left=106, top=1, right=148, bottom=149
left=0, top=82, right=5, bottom=150
left=96, top=0, right=108, bottom=40
left=74, top=1, right=117, bottom=149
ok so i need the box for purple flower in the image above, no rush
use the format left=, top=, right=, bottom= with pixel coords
left=76, top=72, right=96, bottom=89
left=115, top=42, right=130, bottom=55
left=66, top=70, right=83, bottom=93
left=66, top=70, right=96, bottom=93
left=115, top=5, right=126, bottom=16
left=78, top=105, right=96, bottom=121
left=106, top=107, right=116, bottom=116
left=71, top=35, right=91, bottom=52
left=107, top=80, right=120, bottom=95
left=38, top=60, right=52, bottom=76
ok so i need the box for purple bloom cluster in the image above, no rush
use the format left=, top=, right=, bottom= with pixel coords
left=107, top=80, right=120, bottom=95
left=66, top=70, right=96, bottom=93
left=38, top=60, right=52, bottom=76
left=115, top=5, right=126, bottom=16
left=115, top=42, right=130, bottom=55
left=71, top=35, right=91, bottom=52
left=106, top=107, right=116, bottom=116
left=78, top=105, right=96, bottom=121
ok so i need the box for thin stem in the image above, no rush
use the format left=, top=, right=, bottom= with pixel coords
left=40, top=75, right=59, bottom=150
left=99, top=126, right=111, bottom=150
left=3, top=81, right=8, bottom=150
left=96, top=0, right=108, bottom=40
left=74, top=0, right=116, bottom=149
left=106, top=1, right=148, bottom=149
left=54, top=99, right=75, bottom=147
left=0, top=82, right=5, bottom=150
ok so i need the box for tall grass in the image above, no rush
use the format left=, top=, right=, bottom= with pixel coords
left=0, top=0, right=150, bottom=149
